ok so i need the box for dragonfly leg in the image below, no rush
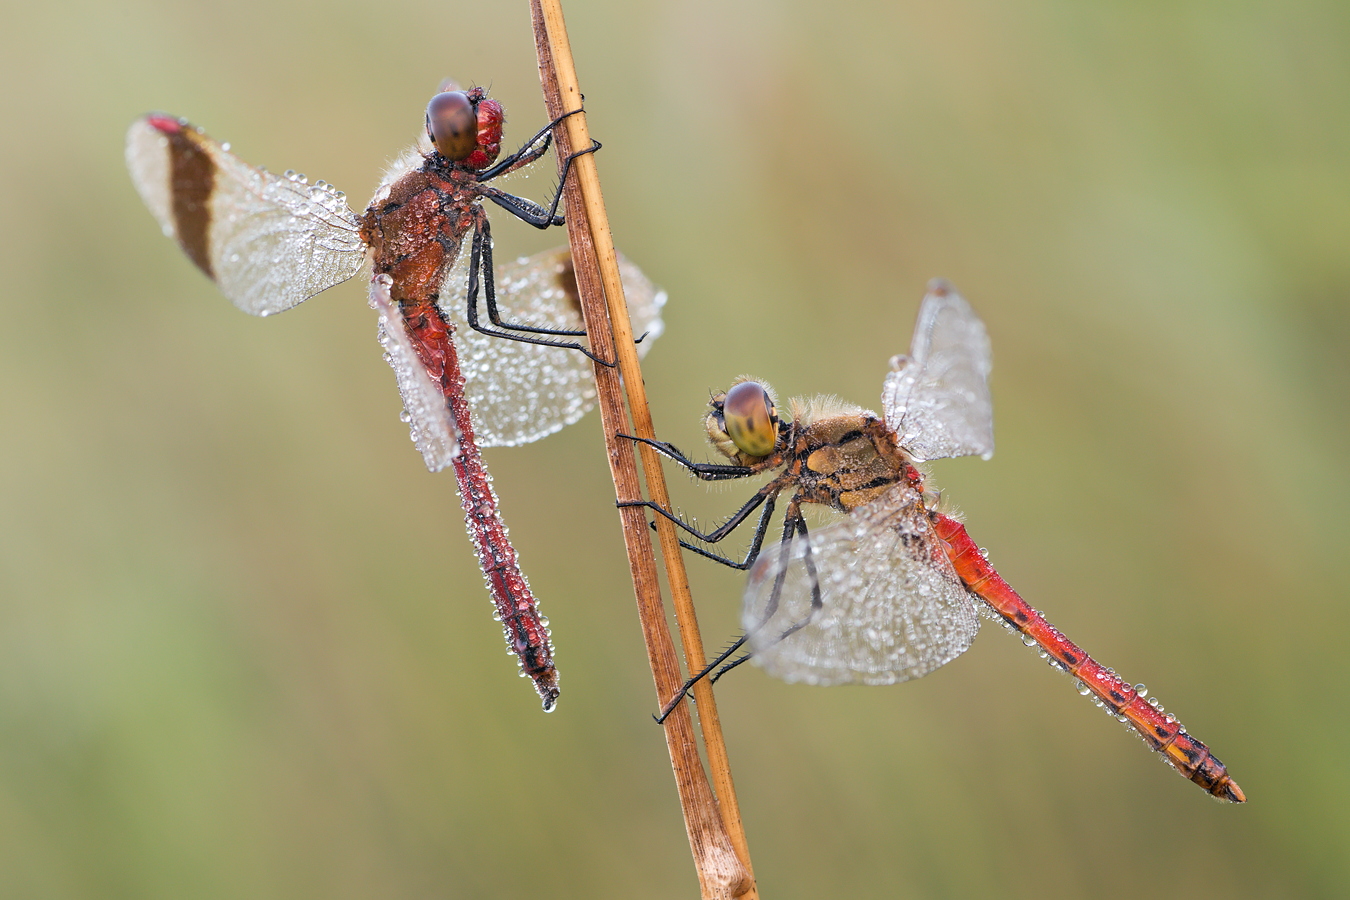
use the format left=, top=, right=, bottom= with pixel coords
left=473, top=217, right=582, bottom=336
left=475, top=135, right=647, bottom=358
left=480, top=137, right=596, bottom=230
left=660, top=506, right=821, bottom=715
left=475, top=105, right=587, bottom=183
left=461, top=108, right=619, bottom=357
left=654, top=634, right=749, bottom=723
left=619, top=495, right=778, bottom=570
left=618, top=430, right=775, bottom=565
left=756, top=504, right=805, bottom=625
left=480, top=139, right=600, bottom=229
left=616, top=464, right=784, bottom=562
left=616, top=434, right=760, bottom=481
left=462, top=219, right=616, bottom=366
left=710, top=652, right=753, bottom=683
left=720, top=507, right=823, bottom=672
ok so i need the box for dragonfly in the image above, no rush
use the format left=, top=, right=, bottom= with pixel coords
left=623, top=279, right=1243, bottom=801
left=126, top=84, right=665, bottom=711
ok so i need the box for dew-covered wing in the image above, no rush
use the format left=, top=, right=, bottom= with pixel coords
left=881, top=279, right=994, bottom=461
left=743, top=483, right=980, bottom=685
left=369, top=275, right=461, bottom=473
left=126, top=115, right=367, bottom=317
left=438, top=244, right=666, bottom=448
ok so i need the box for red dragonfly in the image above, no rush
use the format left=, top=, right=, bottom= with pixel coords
left=126, top=85, right=664, bottom=711
left=624, top=280, right=1243, bottom=801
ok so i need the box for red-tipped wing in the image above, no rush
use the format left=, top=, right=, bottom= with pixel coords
left=126, top=115, right=367, bottom=317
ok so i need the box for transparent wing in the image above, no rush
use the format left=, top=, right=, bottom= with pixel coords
left=126, top=116, right=367, bottom=317
left=439, top=245, right=666, bottom=448
left=881, top=279, right=994, bottom=461
left=369, top=275, right=461, bottom=473
left=744, top=483, right=980, bottom=685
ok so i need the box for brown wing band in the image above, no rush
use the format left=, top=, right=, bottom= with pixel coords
left=163, top=127, right=216, bottom=279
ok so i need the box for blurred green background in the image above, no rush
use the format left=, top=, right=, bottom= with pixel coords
left=2, top=0, right=1347, bottom=896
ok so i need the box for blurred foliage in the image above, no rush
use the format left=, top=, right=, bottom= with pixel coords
left=1, top=0, right=1347, bottom=897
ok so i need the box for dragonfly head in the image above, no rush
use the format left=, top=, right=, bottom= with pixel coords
left=425, top=86, right=503, bottom=170
left=707, top=379, right=780, bottom=463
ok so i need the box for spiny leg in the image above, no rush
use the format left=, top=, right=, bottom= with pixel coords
left=618, top=434, right=760, bottom=481
left=461, top=217, right=615, bottom=365
left=617, top=432, right=783, bottom=566
left=617, top=490, right=779, bottom=570
left=656, top=504, right=814, bottom=720
left=474, top=213, right=579, bottom=336
left=476, top=106, right=589, bottom=183
left=482, top=139, right=602, bottom=231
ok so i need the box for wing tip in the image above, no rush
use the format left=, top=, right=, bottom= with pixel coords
left=142, top=113, right=185, bottom=135
left=926, top=276, right=956, bottom=297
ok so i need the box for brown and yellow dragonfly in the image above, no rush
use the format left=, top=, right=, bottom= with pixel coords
left=624, top=280, right=1243, bottom=801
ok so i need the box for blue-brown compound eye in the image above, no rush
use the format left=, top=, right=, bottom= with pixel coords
left=722, top=381, right=778, bottom=457
left=426, top=91, right=477, bottom=161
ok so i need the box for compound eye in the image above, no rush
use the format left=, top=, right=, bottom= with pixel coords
left=426, top=91, right=477, bottom=161
left=722, top=381, right=777, bottom=457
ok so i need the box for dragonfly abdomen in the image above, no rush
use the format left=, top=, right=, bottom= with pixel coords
left=931, top=512, right=1244, bottom=802
left=400, top=299, right=559, bottom=711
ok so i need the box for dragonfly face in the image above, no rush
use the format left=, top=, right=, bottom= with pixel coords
left=705, top=381, right=914, bottom=515
left=424, top=88, right=503, bottom=167
left=705, top=379, right=780, bottom=464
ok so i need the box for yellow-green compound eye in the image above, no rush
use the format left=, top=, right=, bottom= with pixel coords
left=722, top=380, right=778, bottom=457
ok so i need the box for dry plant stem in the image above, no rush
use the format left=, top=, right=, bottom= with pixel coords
left=531, top=3, right=755, bottom=897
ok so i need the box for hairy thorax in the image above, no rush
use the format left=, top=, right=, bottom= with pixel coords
left=788, top=413, right=909, bottom=513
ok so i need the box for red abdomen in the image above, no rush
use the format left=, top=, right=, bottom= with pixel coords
left=931, top=512, right=1244, bottom=802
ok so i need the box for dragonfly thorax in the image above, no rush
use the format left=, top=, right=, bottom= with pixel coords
left=360, top=167, right=480, bottom=308
left=787, top=411, right=909, bottom=514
